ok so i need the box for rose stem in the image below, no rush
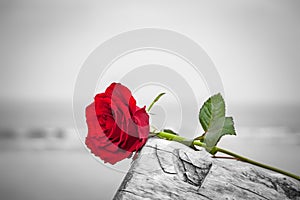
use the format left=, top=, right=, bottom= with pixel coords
left=155, top=131, right=300, bottom=181
left=212, top=155, right=238, bottom=160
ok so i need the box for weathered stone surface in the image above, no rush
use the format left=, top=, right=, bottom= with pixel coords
left=114, top=138, right=300, bottom=200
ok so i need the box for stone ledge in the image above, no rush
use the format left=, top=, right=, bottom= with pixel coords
left=114, top=138, right=300, bottom=200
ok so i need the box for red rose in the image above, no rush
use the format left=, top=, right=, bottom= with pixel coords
left=85, top=83, right=149, bottom=164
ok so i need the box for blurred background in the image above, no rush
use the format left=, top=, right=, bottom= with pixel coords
left=0, top=0, right=300, bottom=199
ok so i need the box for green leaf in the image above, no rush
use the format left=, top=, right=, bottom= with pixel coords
left=198, top=93, right=236, bottom=152
left=199, top=93, right=225, bottom=132
left=147, top=92, right=166, bottom=112
left=221, top=117, right=236, bottom=136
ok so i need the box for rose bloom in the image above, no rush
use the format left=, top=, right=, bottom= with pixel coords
left=85, top=83, right=149, bottom=164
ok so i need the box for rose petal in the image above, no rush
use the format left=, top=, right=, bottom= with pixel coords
left=85, top=83, right=149, bottom=165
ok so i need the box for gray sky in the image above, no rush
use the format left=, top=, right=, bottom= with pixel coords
left=0, top=0, right=299, bottom=106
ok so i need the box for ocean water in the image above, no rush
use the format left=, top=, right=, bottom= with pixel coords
left=0, top=102, right=300, bottom=200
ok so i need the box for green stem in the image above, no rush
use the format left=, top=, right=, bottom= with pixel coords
left=156, top=131, right=188, bottom=142
left=155, top=131, right=300, bottom=181
left=215, top=146, right=300, bottom=181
